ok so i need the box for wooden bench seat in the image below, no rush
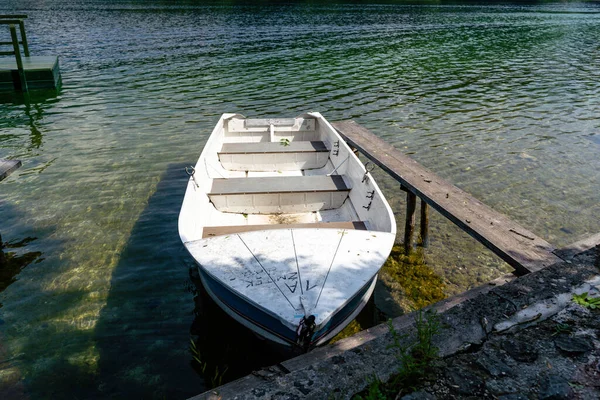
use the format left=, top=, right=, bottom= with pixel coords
left=202, top=221, right=367, bottom=238
left=209, top=175, right=349, bottom=195
left=208, top=175, right=351, bottom=214
left=219, top=141, right=328, bottom=154
left=218, top=141, right=330, bottom=172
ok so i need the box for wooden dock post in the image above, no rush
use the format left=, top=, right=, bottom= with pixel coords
left=404, top=192, right=417, bottom=255
left=9, top=24, right=27, bottom=92
left=420, top=199, right=429, bottom=247
left=17, top=19, right=29, bottom=56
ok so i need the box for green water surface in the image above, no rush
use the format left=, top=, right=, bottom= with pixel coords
left=0, top=1, right=599, bottom=398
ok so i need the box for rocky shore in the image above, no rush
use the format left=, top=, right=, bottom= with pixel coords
left=402, top=298, right=599, bottom=399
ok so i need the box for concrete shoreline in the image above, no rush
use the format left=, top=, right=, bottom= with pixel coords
left=192, top=235, right=600, bottom=399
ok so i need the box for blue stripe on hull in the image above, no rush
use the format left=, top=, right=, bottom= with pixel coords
left=312, top=277, right=374, bottom=343
left=199, top=268, right=298, bottom=344
left=199, top=267, right=375, bottom=348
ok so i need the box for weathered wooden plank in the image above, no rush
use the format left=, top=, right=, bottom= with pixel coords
left=332, top=120, right=562, bottom=274
left=0, top=159, right=21, bottom=181
left=8, top=24, right=27, bottom=91
left=0, top=56, right=58, bottom=70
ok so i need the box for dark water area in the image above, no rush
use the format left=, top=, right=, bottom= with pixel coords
left=0, top=0, right=599, bottom=398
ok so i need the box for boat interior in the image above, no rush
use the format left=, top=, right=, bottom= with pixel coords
left=179, top=113, right=395, bottom=244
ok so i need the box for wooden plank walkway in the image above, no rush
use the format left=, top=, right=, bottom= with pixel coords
left=332, top=120, right=562, bottom=275
left=0, top=159, right=21, bottom=181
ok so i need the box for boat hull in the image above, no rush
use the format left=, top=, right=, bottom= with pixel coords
left=195, top=259, right=378, bottom=350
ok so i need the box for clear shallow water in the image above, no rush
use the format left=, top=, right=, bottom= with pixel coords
left=0, top=1, right=599, bottom=398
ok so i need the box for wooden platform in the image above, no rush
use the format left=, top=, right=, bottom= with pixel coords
left=332, top=120, right=562, bottom=274
left=0, top=159, right=21, bottom=181
left=0, top=56, right=60, bottom=91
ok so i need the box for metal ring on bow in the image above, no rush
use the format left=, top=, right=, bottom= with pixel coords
left=362, top=162, right=375, bottom=183
left=185, top=166, right=196, bottom=176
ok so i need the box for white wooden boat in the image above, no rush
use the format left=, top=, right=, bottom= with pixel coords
left=179, top=113, right=396, bottom=351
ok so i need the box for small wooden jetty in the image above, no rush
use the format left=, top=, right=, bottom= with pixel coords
left=0, top=15, right=61, bottom=92
left=0, top=159, right=21, bottom=181
left=332, top=121, right=562, bottom=275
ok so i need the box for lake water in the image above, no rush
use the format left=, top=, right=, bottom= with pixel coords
left=1, top=1, right=599, bottom=398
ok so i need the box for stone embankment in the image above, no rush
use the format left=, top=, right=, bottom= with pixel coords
left=194, top=238, right=600, bottom=400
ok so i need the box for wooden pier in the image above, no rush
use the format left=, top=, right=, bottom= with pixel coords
left=0, top=15, right=61, bottom=92
left=332, top=120, right=562, bottom=275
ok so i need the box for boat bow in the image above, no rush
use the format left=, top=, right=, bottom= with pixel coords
left=184, top=228, right=395, bottom=333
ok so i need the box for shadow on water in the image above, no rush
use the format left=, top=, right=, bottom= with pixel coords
left=93, top=163, right=203, bottom=399
left=92, top=163, right=303, bottom=398
left=0, top=200, right=52, bottom=400
left=376, top=245, right=446, bottom=315
left=188, top=273, right=289, bottom=390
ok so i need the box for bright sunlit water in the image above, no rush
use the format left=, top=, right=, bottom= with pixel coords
left=1, top=1, right=599, bottom=398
